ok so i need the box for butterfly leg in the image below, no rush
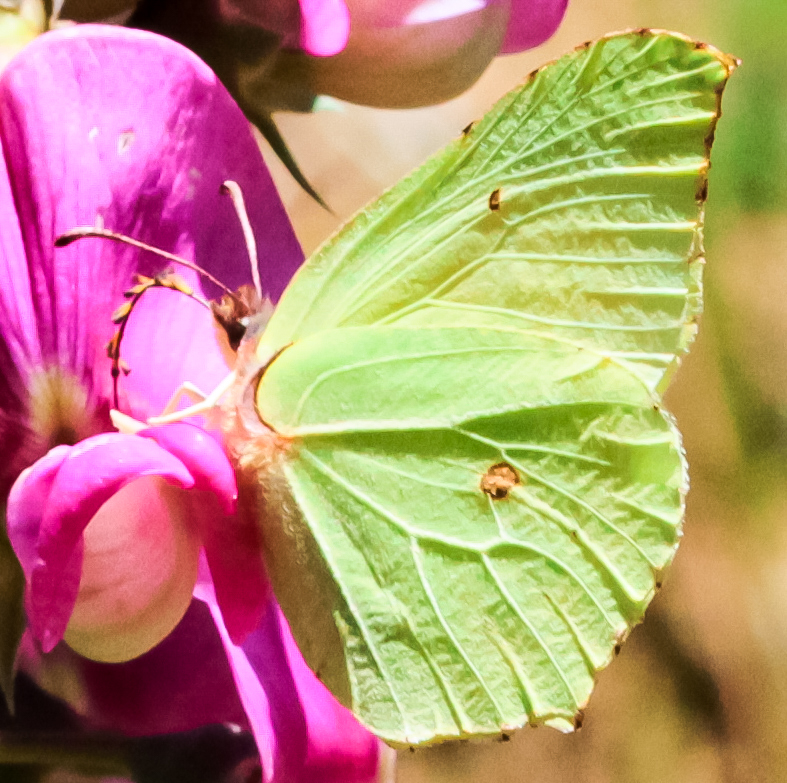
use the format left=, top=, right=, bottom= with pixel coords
left=110, top=409, right=147, bottom=434
left=108, top=384, right=211, bottom=433
left=146, top=371, right=237, bottom=427
left=158, top=381, right=210, bottom=417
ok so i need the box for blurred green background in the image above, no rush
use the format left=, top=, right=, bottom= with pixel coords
left=259, top=0, right=787, bottom=780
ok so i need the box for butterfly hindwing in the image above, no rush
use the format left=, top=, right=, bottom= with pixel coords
left=255, top=326, right=682, bottom=743
left=248, top=31, right=735, bottom=744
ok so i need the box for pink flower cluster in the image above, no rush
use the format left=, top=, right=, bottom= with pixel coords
left=0, top=25, right=380, bottom=782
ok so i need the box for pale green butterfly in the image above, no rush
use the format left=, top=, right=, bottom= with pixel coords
left=71, top=29, right=736, bottom=747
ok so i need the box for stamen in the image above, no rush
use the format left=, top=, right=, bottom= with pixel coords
left=220, top=180, right=262, bottom=301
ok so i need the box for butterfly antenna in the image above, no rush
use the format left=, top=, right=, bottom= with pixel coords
left=220, top=180, right=263, bottom=301
left=55, top=226, right=244, bottom=410
left=55, top=227, right=243, bottom=304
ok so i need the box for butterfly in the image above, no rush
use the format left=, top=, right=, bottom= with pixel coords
left=63, top=30, right=736, bottom=746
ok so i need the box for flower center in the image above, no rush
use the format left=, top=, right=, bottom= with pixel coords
left=27, top=367, right=105, bottom=450
left=1, top=368, right=108, bottom=499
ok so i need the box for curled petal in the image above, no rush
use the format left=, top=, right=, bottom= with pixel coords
left=349, top=0, right=492, bottom=27
left=139, top=423, right=237, bottom=515
left=27, top=433, right=194, bottom=652
left=6, top=445, right=71, bottom=580
left=140, top=422, right=269, bottom=643
left=216, top=0, right=349, bottom=55
left=500, top=0, right=568, bottom=53
left=275, top=0, right=508, bottom=107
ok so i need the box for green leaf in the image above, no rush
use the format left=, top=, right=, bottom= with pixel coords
left=0, top=505, right=25, bottom=712
left=244, top=31, right=735, bottom=745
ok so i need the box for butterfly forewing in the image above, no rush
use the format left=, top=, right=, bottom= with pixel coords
left=249, top=31, right=734, bottom=745
left=260, top=32, right=734, bottom=393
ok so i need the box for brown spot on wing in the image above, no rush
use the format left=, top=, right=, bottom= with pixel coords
left=481, top=462, right=520, bottom=499
left=695, top=172, right=709, bottom=203
left=489, top=188, right=501, bottom=211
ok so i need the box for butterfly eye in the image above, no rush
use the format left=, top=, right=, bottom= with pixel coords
left=210, top=284, right=263, bottom=352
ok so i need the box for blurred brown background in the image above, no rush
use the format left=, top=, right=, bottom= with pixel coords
left=262, top=1, right=787, bottom=780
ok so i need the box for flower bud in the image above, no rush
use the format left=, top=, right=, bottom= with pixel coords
left=64, top=476, right=200, bottom=663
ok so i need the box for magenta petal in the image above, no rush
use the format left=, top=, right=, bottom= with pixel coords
left=140, top=422, right=268, bottom=642
left=196, top=581, right=283, bottom=781
left=278, top=611, right=381, bottom=782
left=0, top=25, right=303, bottom=418
left=299, top=0, right=350, bottom=55
left=0, top=130, right=38, bottom=408
left=29, top=433, right=195, bottom=652
left=117, top=288, right=232, bottom=422
left=6, top=445, right=71, bottom=580
left=500, top=0, right=568, bottom=53
left=197, top=583, right=380, bottom=783
left=199, top=496, right=271, bottom=646
left=139, top=423, right=237, bottom=515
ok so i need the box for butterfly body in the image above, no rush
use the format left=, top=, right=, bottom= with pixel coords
left=220, top=30, right=735, bottom=745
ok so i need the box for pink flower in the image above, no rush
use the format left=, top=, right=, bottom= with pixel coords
left=127, top=0, right=569, bottom=116
left=216, top=0, right=351, bottom=56
left=0, top=24, right=384, bottom=782
left=301, top=0, right=570, bottom=106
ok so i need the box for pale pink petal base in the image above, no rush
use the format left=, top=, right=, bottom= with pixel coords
left=140, top=423, right=269, bottom=643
